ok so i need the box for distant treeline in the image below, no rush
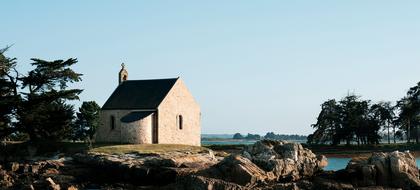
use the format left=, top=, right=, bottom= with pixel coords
left=309, top=81, right=420, bottom=146
left=233, top=132, right=307, bottom=141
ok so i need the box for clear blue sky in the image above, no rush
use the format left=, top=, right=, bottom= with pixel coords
left=2, top=1, right=420, bottom=135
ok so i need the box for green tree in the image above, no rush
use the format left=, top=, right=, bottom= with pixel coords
left=396, top=82, right=420, bottom=144
left=0, top=47, right=83, bottom=141
left=20, top=101, right=75, bottom=141
left=370, top=102, right=394, bottom=144
left=233, top=133, right=244, bottom=139
left=406, top=82, right=420, bottom=143
left=0, top=47, right=20, bottom=139
left=310, top=94, right=382, bottom=145
left=264, top=132, right=276, bottom=139
left=17, top=58, right=82, bottom=141
left=73, top=101, right=101, bottom=142
left=245, top=133, right=261, bottom=140
left=311, top=99, right=340, bottom=144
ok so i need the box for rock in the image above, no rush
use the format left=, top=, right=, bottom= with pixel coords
left=317, top=155, right=328, bottom=168
left=346, top=162, right=376, bottom=187
left=343, top=151, right=420, bottom=189
left=199, top=154, right=274, bottom=187
left=242, top=140, right=326, bottom=182
left=73, top=152, right=213, bottom=186
left=177, top=175, right=249, bottom=190
left=18, top=163, right=30, bottom=173
left=67, top=185, right=78, bottom=190
left=46, top=160, right=64, bottom=169
left=25, top=184, right=35, bottom=190
left=169, top=150, right=218, bottom=168
left=7, top=162, right=20, bottom=172
left=47, top=175, right=76, bottom=189
left=45, top=177, right=61, bottom=190
left=267, top=183, right=299, bottom=190
left=44, top=168, right=60, bottom=175
left=388, top=151, right=420, bottom=189
left=0, top=169, right=14, bottom=187
left=30, top=164, right=40, bottom=174
left=312, top=177, right=354, bottom=190
left=261, top=180, right=313, bottom=190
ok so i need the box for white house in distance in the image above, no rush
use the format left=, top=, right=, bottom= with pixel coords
left=94, top=64, right=201, bottom=146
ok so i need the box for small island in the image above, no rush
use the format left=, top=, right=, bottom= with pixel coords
left=2, top=1, right=420, bottom=189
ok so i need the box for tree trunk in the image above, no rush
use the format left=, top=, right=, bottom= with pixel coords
left=416, top=125, right=419, bottom=144
left=393, top=126, right=396, bottom=143
left=407, top=119, right=411, bottom=143
left=387, top=124, right=390, bottom=144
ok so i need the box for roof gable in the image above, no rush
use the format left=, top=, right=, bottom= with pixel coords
left=102, top=78, right=178, bottom=110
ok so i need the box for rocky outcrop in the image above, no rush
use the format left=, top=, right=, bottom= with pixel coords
left=242, top=140, right=327, bottom=182
left=177, top=140, right=327, bottom=189
left=177, top=175, right=249, bottom=190
left=342, top=151, right=420, bottom=189
left=2, top=141, right=420, bottom=190
left=0, top=167, right=14, bottom=188
left=197, top=154, right=275, bottom=187
left=0, top=158, right=79, bottom=190
left=72, top=150, right=219, bottom=186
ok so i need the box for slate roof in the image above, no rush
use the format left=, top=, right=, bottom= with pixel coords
left=120, top=111, right=154, bottom=123
left=102, top=78, right=178, bottom=110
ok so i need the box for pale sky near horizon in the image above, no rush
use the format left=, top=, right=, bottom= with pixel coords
left=2, top=1, right=420, bottom=135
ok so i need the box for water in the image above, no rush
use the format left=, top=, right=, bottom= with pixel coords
left=325, top=157, right=420, bottom=171
left=201, top=140, right=257, bottom=145
left=201, top=139, right=307, bottom=146
left=324, top=158, right=352, bottom=171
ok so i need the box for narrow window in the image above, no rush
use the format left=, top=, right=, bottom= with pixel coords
left=178, top=115, right=183, bottom=130
left=110, top=115, right=116, bottom=130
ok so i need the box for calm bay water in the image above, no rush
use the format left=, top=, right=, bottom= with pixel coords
left=201, top=139, right=307, bottom=146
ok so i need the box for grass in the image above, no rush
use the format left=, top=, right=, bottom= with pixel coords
left=89, top=144, right=208, bottom=155
left=5, top=140, right=420, bottom=158
left=1, top=141, right=209, bottom=157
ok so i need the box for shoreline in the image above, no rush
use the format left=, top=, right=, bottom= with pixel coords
left=204, top=142, right=420, bottom=159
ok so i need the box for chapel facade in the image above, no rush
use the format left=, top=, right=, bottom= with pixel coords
left=94, top=64, right=201, bottom=146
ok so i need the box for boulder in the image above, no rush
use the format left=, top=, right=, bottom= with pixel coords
left=242, top=140, right=326, bottom=182
left=67, top=186, right=78, bottom=190
left=388, top=151, right=420, bottom=188
left=45, top=177, right=61, bottom=190
left=260, top=180, right=313, bottom=190
left=30, top=164, right=40, bottom=174
left=177, top=175, right=249, bottom=190
left=72, top=151, right=218, bottom=186
left=0, top=169, right=14, bottom=187
left=344, top=151, right=420, bottom=189
left=198, top=154, right=275, bottom=187
left=312, top=177, right=354, bottom=190
left=7, top=162, right=20, bottom=172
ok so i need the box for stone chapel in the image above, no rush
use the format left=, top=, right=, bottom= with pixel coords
left=94, top=64, right=201, bottom=146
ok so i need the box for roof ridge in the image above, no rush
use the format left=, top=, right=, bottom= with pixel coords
left=124, top=78, right=178, bottom=82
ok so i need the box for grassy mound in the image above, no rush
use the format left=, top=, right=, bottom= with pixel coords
left=89, top=144, right=208, bottom=155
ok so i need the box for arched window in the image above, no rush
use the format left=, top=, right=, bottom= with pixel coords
left=110, top=115, right=116, bottom=130
left=177, top=115, right=183, bottom=130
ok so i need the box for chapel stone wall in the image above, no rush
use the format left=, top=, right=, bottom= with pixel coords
left=157, top=79, right=201, bottom=146
left=95, top=110, right=152, bottom=143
